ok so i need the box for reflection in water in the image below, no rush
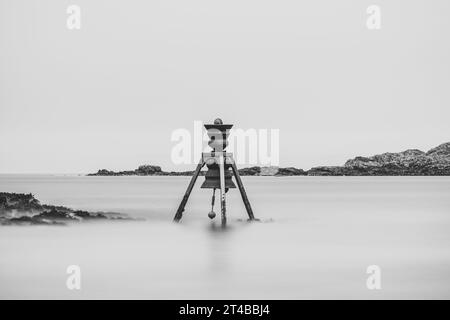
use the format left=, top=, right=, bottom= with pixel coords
left=207, top=222, right=232, bottom=276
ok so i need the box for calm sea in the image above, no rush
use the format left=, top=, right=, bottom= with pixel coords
left=1, top=175, right=450, bottom=299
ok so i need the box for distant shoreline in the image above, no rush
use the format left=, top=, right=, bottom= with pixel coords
left=87, top=142, right=450, bottom=177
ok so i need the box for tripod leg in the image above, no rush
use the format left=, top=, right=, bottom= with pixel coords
left=173, top=159, right=204, bottom=222
left=218, top=154, right=227, bottom=227
left=230, top=160, right=256, bottom=220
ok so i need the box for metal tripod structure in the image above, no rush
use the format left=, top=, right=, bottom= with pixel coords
left=173, top=152, right=255, bottom=226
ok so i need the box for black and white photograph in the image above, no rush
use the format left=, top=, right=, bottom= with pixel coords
left=1, top=0, right=449, bottom=309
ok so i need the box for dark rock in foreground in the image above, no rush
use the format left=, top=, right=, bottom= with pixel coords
left=73, top=210, right=108, bottom=220
left=0, top=192, right=43, bottom=213
left=0, top=192, right=133, bottom=226
left=4, top=215, right=65, bottom=226
left=34, top=209, right=78, bottom=221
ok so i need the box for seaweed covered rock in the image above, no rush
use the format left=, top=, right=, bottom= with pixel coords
left=0, top=192, right=43, bottom=214
left=0, top=192, right=132, bottom=226
left=73, top=210, right=107, bottom=220
left=34, top=209, right=77, bottom=221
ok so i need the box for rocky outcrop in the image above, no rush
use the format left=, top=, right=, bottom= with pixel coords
left=87, top=142, right=450, bottom=177
left=307, top=142, right=450, bottom=176
left=275, top=167, right=307, bottom=176
left=33, top=209, right=78, bottom=221
left=0, top=192, right=132, bottom=226
left=238, top=166, right=306, bottom=176
left=260, top=166, right=279, bottom=176
left=88, top=164, right=305, bottom=176
left=6, top=216, right=62, bottom=226
left=88, top=165, right=164, bottom=176
left=0, top=192, right=43, bottom=213
left=88, top=165, right=198, bottom=176
left=136, top=165, right=162, bottom=175
left=73, top=210, right=108, bottom=220
left=307, top=166, right=349, bottom=176
left=238, top=166, right=261, bottom=176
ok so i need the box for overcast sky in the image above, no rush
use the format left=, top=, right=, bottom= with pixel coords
left=1, top=0, right=449, bottom=173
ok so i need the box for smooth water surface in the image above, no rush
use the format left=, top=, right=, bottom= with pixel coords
left=1, top=175, right=449, bottom=299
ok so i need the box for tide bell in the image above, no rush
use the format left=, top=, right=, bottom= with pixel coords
left=173, top=118, right=256, bottom=226
left=200, top=119, right=236, bottom=190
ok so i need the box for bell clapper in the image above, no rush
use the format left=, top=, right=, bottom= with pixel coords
left=208, top=188, right=217, bottom=219
left=218, top=153, right=227, bottom=227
